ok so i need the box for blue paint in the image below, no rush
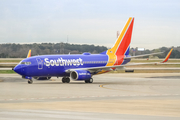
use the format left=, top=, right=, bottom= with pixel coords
left=13, top=54, right=109, bottom=77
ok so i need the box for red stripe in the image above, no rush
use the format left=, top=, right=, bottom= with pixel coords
left=163, top=52, right=171, bottom=62
left=114, top=18, right=134, bottom=65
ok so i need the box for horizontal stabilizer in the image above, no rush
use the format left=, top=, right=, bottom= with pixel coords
left=124, top=52, right=163, bottom=59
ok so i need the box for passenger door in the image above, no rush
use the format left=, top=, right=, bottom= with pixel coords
left=36, top=58, right=43, bottom=69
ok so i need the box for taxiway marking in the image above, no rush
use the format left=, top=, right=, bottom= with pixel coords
left=0, top=94, right=180, bottom=102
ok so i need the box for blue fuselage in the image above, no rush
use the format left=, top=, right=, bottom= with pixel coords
left=14, top=53, right=131, bottom=77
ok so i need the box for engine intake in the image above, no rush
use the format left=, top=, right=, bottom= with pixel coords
left=70, top=70, right=91, bottom=80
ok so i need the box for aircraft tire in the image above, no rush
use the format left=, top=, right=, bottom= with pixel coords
left=28, top=79, right=33, bottom=84
left=85, top=80, right=89, bottom=83
left=66, top=78, right=70, bottom=83
left=89, top=78, right=93, bottom=83
left=62, top=77, right=66, bottom=83
left=62, top=77, right=70, bottom=83
left=85, top=78, right=93, bottom=83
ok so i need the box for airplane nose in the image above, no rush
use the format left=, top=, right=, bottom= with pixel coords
left=13, top=65, right=22, bottom=75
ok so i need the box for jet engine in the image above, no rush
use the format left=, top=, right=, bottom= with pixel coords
left=33, top=77, right=51, bottom=80
left=70, top=70, right=91, bottom=80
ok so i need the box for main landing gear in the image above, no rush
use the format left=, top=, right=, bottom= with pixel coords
left=28, top=79, right=33, bottom=84
left=85, top=78, right=93, bottom=83
left=62, top=77, right=70, bottom=83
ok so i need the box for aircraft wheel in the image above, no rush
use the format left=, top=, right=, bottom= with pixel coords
left=66, top=78, right=70, bottom=83
left=89, top=78, right=93, bottom=83
left=28, top=79, right=33, bottom=84
left=62, top=77, right=66, bottom=83
left=62, top=77, right=70, bottom=83
left=85, top=78, right=93, bottom=83
left=85, top=80, right=89, bottom=83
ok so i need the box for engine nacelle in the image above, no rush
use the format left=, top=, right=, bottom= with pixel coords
left=70, top=70, right=91, bottom=80
left=33, top=77, right=51, bottom=80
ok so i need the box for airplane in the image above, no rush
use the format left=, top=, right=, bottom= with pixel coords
left=13, top=17, right=173, bottom=84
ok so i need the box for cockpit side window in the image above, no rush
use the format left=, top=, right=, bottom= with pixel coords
left=25, top=62, right=31, bottom=65
left=19, top=61, right=31, bottom=65
left=20, top=62, right=26, bottom=64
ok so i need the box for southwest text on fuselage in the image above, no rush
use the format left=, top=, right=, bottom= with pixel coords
left=44, top=58, right=83, bottom=67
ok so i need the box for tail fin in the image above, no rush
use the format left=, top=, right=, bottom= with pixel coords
left=106, top=17, right=134, bottom=66
left=125, top=46, right=130, bottom=55
left=162, top=48, right=173, bottom=63
left=27, top=49, right=31, bottom=58
left=109, top=17, right=134, bottom=56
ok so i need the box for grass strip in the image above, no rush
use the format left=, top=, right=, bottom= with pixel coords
left=0, top=70, right=16, bottom=74
left=0, top=60, right=21, bottom=63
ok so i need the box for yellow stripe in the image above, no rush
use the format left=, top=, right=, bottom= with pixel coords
left=99, top=84, right=112, bottom=90
left=162, top=48, right=173, bottom=63
left=27, top=49, right=31, bottom=58
left=106, top=17, right=132, bottom=66
left=165, top=48, right=173, bottom=60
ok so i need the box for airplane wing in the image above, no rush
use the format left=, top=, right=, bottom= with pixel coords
left=124, top=52, right=163, bottom=59
left=65, top=49, right=173, bottom=73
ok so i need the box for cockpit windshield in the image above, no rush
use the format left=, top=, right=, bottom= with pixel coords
left=19, top=61, right=31, bottom=65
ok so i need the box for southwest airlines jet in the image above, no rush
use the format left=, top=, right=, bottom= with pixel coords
left=13, top=17, right=173, bottom=84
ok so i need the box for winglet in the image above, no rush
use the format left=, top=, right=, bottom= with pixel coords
left=27, top=49, right=31, bottom=58
left=161, top=48, right=173, bottom=63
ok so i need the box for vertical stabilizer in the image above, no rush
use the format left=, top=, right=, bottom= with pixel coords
left=106, top=17, right=134, bottom=66
left=162, top=48, right=173, bottom=63
left=27, top=49, right=31, bottom=58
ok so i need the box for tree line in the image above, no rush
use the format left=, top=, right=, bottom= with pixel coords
left=129, top=46, right=180, bottom=58
left=0, top=43, right=179, bottom=58
left=0, top=43, right=107, bottom=58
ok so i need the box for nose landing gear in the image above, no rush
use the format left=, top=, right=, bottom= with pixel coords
left=28, top=79, right=33, bottom=84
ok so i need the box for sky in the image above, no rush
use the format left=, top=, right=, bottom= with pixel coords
left=0, top=0, right=180, bottom=50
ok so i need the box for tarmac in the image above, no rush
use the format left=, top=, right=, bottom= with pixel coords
left=0, top=73, right=180, bottom=120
